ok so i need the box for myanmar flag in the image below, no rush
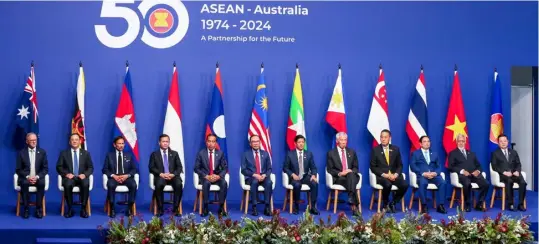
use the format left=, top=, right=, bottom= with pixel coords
left=286, top=66, right=307, bottom=150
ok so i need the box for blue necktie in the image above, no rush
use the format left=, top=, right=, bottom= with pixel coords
left=424, top=151, right=430, bottom=165
left=73, top=150, right=79, bottom=175
left=163, top=150, right=169, bottom=173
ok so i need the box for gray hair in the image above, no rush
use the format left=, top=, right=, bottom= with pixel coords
left=26, top=132, right=37, bottom=140
left=335, top=132, right=348, bottom=141
left=456, top=133, right=466, bottom=141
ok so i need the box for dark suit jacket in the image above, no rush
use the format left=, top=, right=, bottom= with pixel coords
left=241, top=149, right=271, bottom=181
left=410, top=149, right=441, bottom=176
left=102, top=151, right=137, bottom=178
left=149, top=149, right=183, bottom=177
left=490, top=148, right=522, bottom=174
left=194, top=148, right=228, bottom=181
left=16, top=147, right=48, bottom=180
left=370, top=144, right=403, bottom=177
left=283, top=150, right=317, bottom=178
left=326, top=147, right=358, bottom=180
left=56, top=148, right=94, bottom=177
left=448, top=148, right=482, bottom=173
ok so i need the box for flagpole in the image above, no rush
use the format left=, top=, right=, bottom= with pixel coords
left=173, top=61, right=176, bottom=67
left=454, top=64, right=458, bottom=71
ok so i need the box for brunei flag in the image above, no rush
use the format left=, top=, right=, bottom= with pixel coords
left=71, top=62, right=87, bottom=149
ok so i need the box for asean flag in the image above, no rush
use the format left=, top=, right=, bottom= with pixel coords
left=113, top=65, right=140, bottom=163
left=205, top=64, right=228, bottom=160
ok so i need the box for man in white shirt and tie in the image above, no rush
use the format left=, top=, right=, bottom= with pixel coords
left=448, top=133, right=489, bottom=212
left=410, top=135, right=447, bottom=214
left=102, top=136, right=138, bottom=218
left=56, top=133, right=94, bottom=218
left=490, top=134, right=527, bottom=211
left=16, top=132, right=48, bottom=219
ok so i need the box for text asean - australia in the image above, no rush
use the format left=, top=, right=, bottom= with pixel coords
left=200, top=4, right=309, bottom=16
left=94, top=0, right=189, bottom=49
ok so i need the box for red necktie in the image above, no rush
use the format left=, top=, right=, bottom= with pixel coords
left=341, top=149, right=347, bottom=172
left=255, top=151, right=261, bottom=174
left=209, top=150, right=214, bottom=175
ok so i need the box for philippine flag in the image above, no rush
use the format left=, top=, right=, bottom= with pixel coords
left=113, top=64, right=140, bottom=163
left=205, top=64, right=228, bottom=160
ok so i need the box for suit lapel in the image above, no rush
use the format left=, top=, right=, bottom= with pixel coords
left=291, top=151, right=299, bottom=171
left=334, top=148, right=343, bottom=170
left=388, top=145, right=394, bottom=165
left=23, top=148, right=30, bottom=167
left=67, top=150, right=73, bottom=172
left=168, top=151, right=173, bottom=171
left=78, top=150, right=84, bottom=171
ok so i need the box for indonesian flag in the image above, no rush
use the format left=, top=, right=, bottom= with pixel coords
left=366, top=67, right=390, bottom=146
left=442, top=69, right=470, bottom=167
left=326, top=66, right=347, bottom=137
left=163, top=65, right=185, bottom=165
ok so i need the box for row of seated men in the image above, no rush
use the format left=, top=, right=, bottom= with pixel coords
left=15, top=129, right=527, bottom=219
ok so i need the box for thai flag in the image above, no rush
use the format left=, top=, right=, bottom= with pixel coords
left=248, top=65, right=272, bottom=157
left=205, top=64, right=228, bottom=160
left=405, top=68, right=428, bottom=152
left=113, top=65, right=140, bottom=162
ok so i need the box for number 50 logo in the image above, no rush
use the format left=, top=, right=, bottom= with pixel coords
left=95, top=0, right=189, bottom=49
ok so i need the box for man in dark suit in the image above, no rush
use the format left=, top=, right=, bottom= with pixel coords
left=149, top=134, right=183, bottom=217
left=490, top=134, right=526, bottom=211
left=449, top=133, right=489, bottom=212
left=283, top=135, right=319, bottom=215
left=410, top=135, right=447, bottom=214
left=370, top=129, right=409, bottom=213
left=241, top=135, right=273, bottom=216
left=56, top=133, right=94, bottom=218
left=194, top=133, right=228, bottom=217
left=102, top=136, right=138, bottom=218
left=15, top=132, right=48, bottom=219
left=327, top=132, right=360, bottom=216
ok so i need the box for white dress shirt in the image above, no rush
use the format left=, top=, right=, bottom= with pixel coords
left=27, top=147, right=38, bottom=179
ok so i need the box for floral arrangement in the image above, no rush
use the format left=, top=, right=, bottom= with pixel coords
left=100, top=209, right=535, bottom=244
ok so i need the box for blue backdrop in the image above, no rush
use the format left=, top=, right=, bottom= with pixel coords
left=0, top=1, right=537, bottom=207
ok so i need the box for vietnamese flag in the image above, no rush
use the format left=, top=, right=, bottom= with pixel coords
left=442, top=67, right=470, bottom=167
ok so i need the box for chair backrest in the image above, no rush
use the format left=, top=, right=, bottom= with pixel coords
left=409, top=165, right=418, bottom=188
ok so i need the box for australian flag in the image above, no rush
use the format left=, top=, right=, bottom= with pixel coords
left=113, top=65, right=140, bottom=163
left=14, top=66, right=39, bottom=149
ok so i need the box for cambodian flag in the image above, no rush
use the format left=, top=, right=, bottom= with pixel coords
left=488, top=70, right=504, bottom=153
left=113, top=64, right=140, bottom=163
left=205, top=64, right=228, bottom=160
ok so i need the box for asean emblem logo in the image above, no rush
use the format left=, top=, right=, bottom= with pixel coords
left=489, top=113, right=504, bottom=143
left=149, top=8, right=174, bottom=34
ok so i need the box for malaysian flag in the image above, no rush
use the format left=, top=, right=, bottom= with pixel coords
left=248, top=64, right=272, bottom=157
left=405, top=66, right=428, bottom=152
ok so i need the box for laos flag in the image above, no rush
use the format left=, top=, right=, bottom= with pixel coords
left=205, top=64, right=228, bottom=160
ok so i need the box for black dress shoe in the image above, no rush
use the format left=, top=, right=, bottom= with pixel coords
left=22, top=208, right=29, bottom=219
left=35, top=209, right=43, bottom=219
left=264, top=207, right=271, bottom=216
left=109, top=209, right=116, bottom=218
left=518, top=204, right=526, bottom=212
left=80, top=210, right=89, bottom=218
left=65, top=209, right=74, bottom=218
left=174, top=211, right=182, bottom=217
left=387, top=203, right=396, bottom=213
left=420, top=205, right=428, bottom=214
left=292, top=204, right=299, bottom=215
left=251, top=208, right=259, bottom=216
left=201, top=208, right=209, bottom=217
left=508, top=204, right=515, bottom=211
left=219, top=208, right=228, bottom=217
left=309, top=208, right=320, bottom=215
left=436, top=205, right=447, bottom=214
left=474, top=202, right=485, bottom=212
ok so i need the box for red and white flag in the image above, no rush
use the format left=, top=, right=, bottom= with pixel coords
left=366, top=66, right=390, bottom=146
left=326, top=66, right=347, bottom=135
left=163, top=64, right=185, bottom=164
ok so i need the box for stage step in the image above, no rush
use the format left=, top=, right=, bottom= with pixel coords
left=36, top=238, right=92, bottom=243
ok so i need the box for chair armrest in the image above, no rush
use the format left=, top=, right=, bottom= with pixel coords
left=44, top=174, right=49, bottom=191
left=134, top=174, right=139, bottom=190
left=325, top=170, right=333, bottom=189
left=225, top=173, right=230, bottom=188
left=193, top=172, right=199, bottom=188
left=13, top=174, right=18, bottom=190
left=102, top=174, right=108, bottom=190
left=282, top=172, right=289, bottom=187
left=270, top=173, right=276, bottom=189
left=149, top=173, right=155, bottom=190
left=89, top=175, right=94, bottom=191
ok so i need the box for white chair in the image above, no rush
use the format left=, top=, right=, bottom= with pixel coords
left=102, top=173, right=139, bottom=215
left=58, top=174, right=94, bottom=216
left=239, top=169, right=275, bottom=214
left=449, top=171, right=487, bottom=210
left=369, top=169, right=406, bottom=213
left=149, top=170, right=185, bottom=215
left=408, top=166, right=446, bottom=212
left=282, top=172, right=319, bottom=213
left=14, top=174, right=49, bottom=216
left=325, top=169, right=362, bottom=213
left=193, top=172, right=230, bottom=214
left=489, top=164, right=527, bottom=210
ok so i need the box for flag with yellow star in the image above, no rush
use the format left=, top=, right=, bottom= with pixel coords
left=442, top=70, right=470, bottom=167
left=326, top=66, right=347, bottom=134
